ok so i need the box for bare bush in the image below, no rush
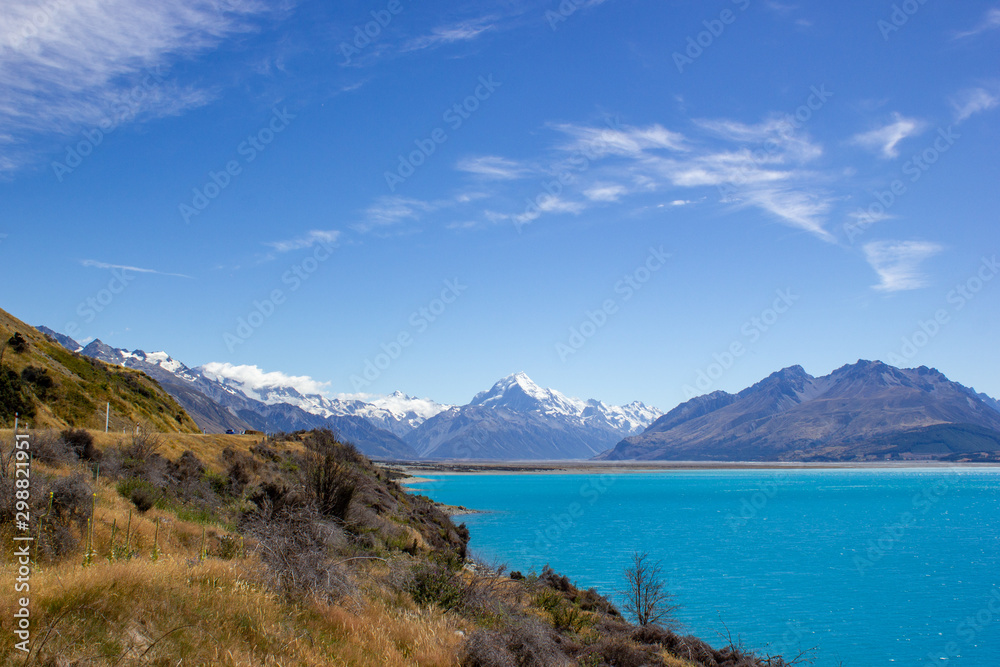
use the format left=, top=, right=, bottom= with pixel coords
left=61, top=428, right=101, bottom=461
left=31, top=430, right=74, bottom=465
left=461, top=618, right=571, bottom=667
left=243, top=501, right=353, bottom=601
left=122, top=425, right=163, bottom=461
left=622, top=551, right=678, bottom=627
left=305, top=452, right=355, bottom=522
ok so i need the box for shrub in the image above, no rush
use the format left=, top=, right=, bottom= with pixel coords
left=408, top=561, right=464, bottom=610
left=305, top=452, right=355, bottom=522
left=60, top=428, right=101, bottom=461
left=50, top=474, right=93, bottom=534
left=21, top=365, right=54, bottom=398
left=461, top=618, right=570, bottom=667
left=0, top=367, right=34, bottom=422
left=32, top=429, right=74, bottom=465
left=116, top=478, right=163, bottom=513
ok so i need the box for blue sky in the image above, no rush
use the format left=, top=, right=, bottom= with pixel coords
left=1, top=0, right=998, bottom=410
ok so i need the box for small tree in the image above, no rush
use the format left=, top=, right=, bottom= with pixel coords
left=622, top=551, right=678, bottom=627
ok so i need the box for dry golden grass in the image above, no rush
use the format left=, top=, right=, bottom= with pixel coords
left=0, top=429, right=299, bottom=474
left=0, top=473, right=464, bottom=666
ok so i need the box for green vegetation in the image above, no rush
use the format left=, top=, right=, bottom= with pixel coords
left=0, top=306, right=200, bottom=432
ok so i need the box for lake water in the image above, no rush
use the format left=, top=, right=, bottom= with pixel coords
left=408, top=468, right=1000, bottom=666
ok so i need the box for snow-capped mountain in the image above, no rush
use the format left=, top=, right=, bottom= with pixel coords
left=470, top=371, right=660, bottom=433
left=37, top=327, right=662, bottom=460
left=198, top=363, right=451, bottom=438
left=36, top=331, right=420, bottom=458
left=407, top=372, right=662, bottom=459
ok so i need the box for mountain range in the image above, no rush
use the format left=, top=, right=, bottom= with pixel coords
left=35, top=325, right=661, bottom=460
left=601, top=361, right=1000, bottom=462
left=31, top=319, right=1000, bottom=463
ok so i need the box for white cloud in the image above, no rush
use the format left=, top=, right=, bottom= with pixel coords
left=694, top=116, right=823, bottom=162
left=456, top=155, right=529, bottom=180
left=514, top=194, right=585, bottom=225
left=863, top=240, right=944, bottom=292
left=0, top=0, right=276, bottom=162
left=740, top=187, right=834, bottom=242
left=850, top=113, right=924, bottom=159
left=402, top=17, right=495, bottom=52
left=557, top=122, right=688, bottom=158
left=954, top=7, right=1000, bottom=39
left=80, top=259, right=191, bottom=278
left=584, top=183, right=628, bottom=202
left=355, top=196, right=439, bottom=232
left=503, top=116, right=835, bottom=239
left=538, top=195, right=585, bottom=214
left=950, top=87, right=999, bottom=122
left=200, top=362, right=330, bottom=397
left=266, top=230, right=340, bottom=253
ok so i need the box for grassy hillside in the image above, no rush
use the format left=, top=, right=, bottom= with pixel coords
left=0, top=428, right=799, bottom=666
left=0, top=307, right=199, bottom=433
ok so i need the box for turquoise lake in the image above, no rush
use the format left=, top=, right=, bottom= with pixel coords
left=408, top=469, right=1000, bottom=666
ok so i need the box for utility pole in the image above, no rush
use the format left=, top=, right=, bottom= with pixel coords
left=105, top=402, right=110, bottom=432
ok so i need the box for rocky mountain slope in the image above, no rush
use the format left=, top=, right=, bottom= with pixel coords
left=601, top=361, right=1000, bottom=461
left=408, top=372, right=661, bottom=459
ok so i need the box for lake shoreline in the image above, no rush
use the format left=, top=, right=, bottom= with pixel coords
left=381, top=458, right=999, bottom=476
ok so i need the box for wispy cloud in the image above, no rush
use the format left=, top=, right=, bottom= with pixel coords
left=265, top=230, right=340, bottom=253
left=80, top=259, right=191, bottom=278
left=556, top=123, right=688, bottom=158
left=456, top=155, right=530, bottom=180
left=0, top=0, right=277, bottom=169
left=863, top=240, right=944, bottom=292
left=402, top=17, right=495, bottom=52
left=953, top=7, right=1000, bottom=39
left=488, top=114, right=836, bottom=239
left=950, top=87, right=999, bottom=122
left=850, top=113, right=924, bottom=159
left=584, top=183, right=629, bottom=202
left=355, top=196, right=439, bottom=233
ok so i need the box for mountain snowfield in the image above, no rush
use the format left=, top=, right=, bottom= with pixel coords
left=36, top=326, right=662, bottom=459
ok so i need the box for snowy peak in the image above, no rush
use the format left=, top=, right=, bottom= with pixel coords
left=471, top=372, right=586, bottom=416
left=466, top=372, right=661, bottom=433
